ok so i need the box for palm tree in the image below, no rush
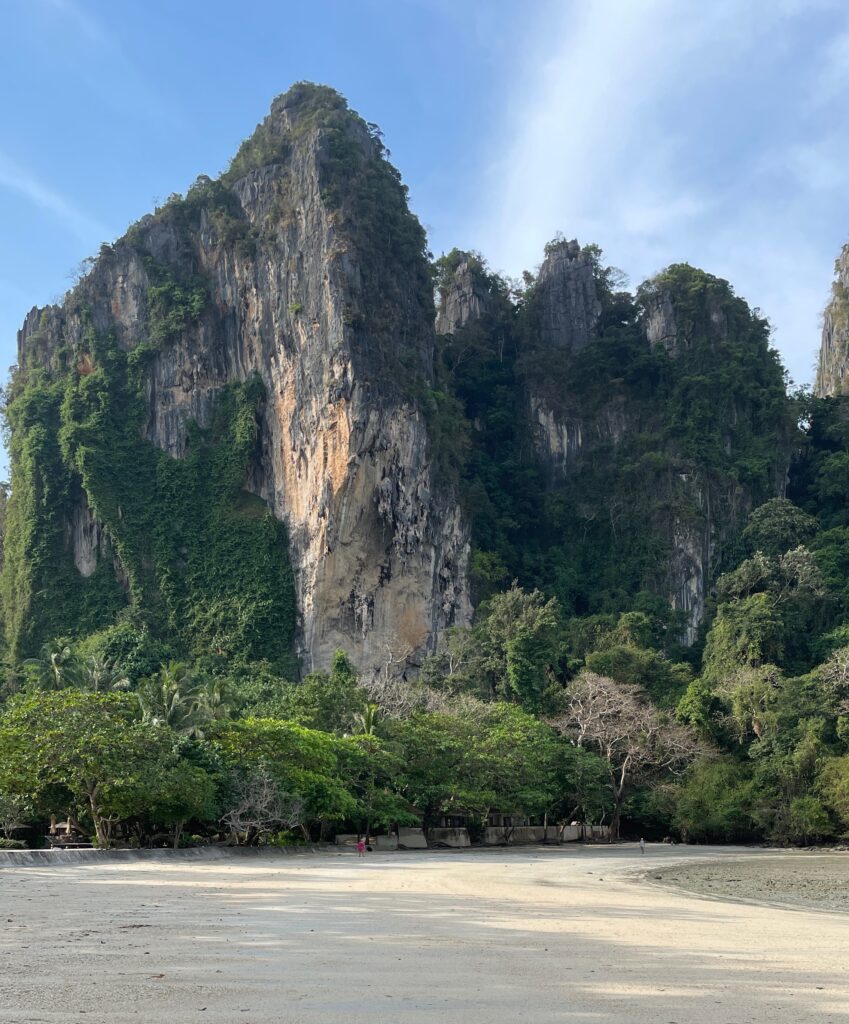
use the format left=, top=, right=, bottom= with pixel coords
left=352, top=702, right=382, bottom=844
left=24, top=641, right=83, bottom=691
left=81, top=655, right=130, bottom=693
left=136, top=662, right=199, bottom=734
left=193, top=676, right=234, bottom=724
left=354, top=701, right=381, bottom=738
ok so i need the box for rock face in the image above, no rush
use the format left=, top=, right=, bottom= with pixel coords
left=435, top=254, right=495, bottom=335
left=816, top=244, right=849, bottom=397
left=15, top=85, right=470, bottom=676
left=534, top=239, right=602, bottom=352
left=521, top=260, right=789, bottom=643
left=640, top=264, right=730, bottom=357
left=642, top=288, right=678, bottom=353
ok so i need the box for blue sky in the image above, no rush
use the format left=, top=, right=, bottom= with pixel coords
left=3, top=0, right=849, bottom=477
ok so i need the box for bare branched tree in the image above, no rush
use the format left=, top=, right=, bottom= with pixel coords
left=0, top=793, right=27, bottom=839
left=549, top=671, right=704, bottom=839
left=221, top=771, right=304, bottom=846
left=820, top=646, right=849, bottom=715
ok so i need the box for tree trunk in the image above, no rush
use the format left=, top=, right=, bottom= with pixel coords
left=173, top=821, right=184, bottom=850
left=87, top=786, right=109, bottom=847
left=610, top=802, right=621, bottom=842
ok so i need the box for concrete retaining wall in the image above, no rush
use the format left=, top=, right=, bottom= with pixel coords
left=428, top=827, right=470, bottom=848
left=483, top=824, right=609, bottom=845
left=397, top=827, right=428, bottom=849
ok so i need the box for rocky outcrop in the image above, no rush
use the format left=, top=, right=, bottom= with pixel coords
left=435, top=254, right=495, bottom=335
left=642, top=288, right=678, bottom=353
left=522, top=256, right=788, bottom=643
left=533, top=239, right=601, bottom=352
left=640, top=264, right=730, bottom=356
left=529, top=394, right=631, bottom=478
left=816, top=244, right=849, bottom=397
left=16, top=85, right=471, bottom=677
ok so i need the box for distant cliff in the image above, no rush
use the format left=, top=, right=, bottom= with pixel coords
left=2, top=83, right=800, bottom=671
left=816, top=244, right=849, bottom=397
left=436, top=245, right=795, bottom=643
left=5, top=85, right=470, bottom=674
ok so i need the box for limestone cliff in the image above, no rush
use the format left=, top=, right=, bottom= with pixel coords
left=532, top=239, right=602, bottom=353
left=816, top=244, right=849, bottom=397
left=12, top=85, right=470, bottom=675
left=518, top=258, right=791, bottom=642
left=3, top=87, right=796, bottom=671
left=435, top=252, right=498, bottom=336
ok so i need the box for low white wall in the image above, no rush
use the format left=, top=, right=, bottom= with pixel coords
left=483, top=824, right=607, bottom=845
left=484, top=826, right=546, bottom=845
left=428, top=827, right=470, bottom=848
left=397, top=827, right=428, bottom=849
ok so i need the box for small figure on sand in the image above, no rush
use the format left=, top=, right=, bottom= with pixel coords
left=357, top=836, right=366, bottom=857
left=639, top=837, right=646, bottom=855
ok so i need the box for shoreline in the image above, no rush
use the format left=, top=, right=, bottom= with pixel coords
left=641, top=851, right=849, bottom=915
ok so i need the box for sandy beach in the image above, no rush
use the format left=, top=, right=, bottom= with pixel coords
left=1, top=844, right=847, bottom=1023
left=652, top=851, right=849, bottom=914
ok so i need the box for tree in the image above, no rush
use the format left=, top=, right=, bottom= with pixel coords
left=108, top=756, right=218, bottom=848
left=276, top=651, right=366, bottom=733
left=23, top=640, right=83, bottom=691
left=788, top=795, right=833, bottom=844
left=81, top=654, right=129, bottom=693
left=211, top=718, right=355, bottom=835
left=393, top=711, right=487, bottom=828
left=818, top=754, right=849, bottom=833
left=673, top=759, right=758, bottom=842
left=585, top=645, right=692, bottom=707
left=220, top=770, right=304, bottom=845
left=743, top=498, right=817, bottom=558
left=136, top=662, right=204, bottom=735
left=0, top=691, right=172, bottom=846
left=394, top=702, right=566, bottom=835
left=470, top=703, right=559, bottom=828
left=335, top=734, right=412, bottom=840
left=421, top=585, right=561, bottom=712
left=701, top=593, right=785, bottom=685
left=76, top=622, right=172, bottom=686
left=817, top=646, right=849, bottom=716
left=0, top=791, right=29, bottom=839
left=550, top=742, right=613, bottom=829
left=550, top=672, right=702, bottom=839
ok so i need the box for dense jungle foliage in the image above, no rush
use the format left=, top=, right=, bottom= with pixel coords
left=1, top=85, right=848, bottom=849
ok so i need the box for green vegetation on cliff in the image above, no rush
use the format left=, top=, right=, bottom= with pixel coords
left=2, top=87, right=849, bottom=852
left=435, top=249, right=795, bottom=627
left=2, top=315, right=297, bottom=671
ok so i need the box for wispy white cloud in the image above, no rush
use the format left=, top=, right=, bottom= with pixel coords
left=0, top=152, right=110, bottom=243
left=472, top=0, right=849, bottom=385
left=41, top=0, right=113, bottom=47
left=31, top=0, right=181, bottom=127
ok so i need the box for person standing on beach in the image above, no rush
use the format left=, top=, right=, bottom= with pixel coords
left=357, top=837, right=366, bottom=857
left=639, top=837, right=646, bottom=855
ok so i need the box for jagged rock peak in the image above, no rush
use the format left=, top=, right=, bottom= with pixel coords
left=434, top=249, right=502, bottom=335
left=533, top=237, right=602, bottom=351
left=816, top=243, right=849, bottom=397
left=11, top=82, right=470, bottom=678
left=638, top=264, right=748, bottom=356
left=224, top=83, right=370, bottom=180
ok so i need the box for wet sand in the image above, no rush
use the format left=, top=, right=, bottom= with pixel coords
left=1, top=844, right=848, bottom=1023
left=647, top=851, right=849, bottom=913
